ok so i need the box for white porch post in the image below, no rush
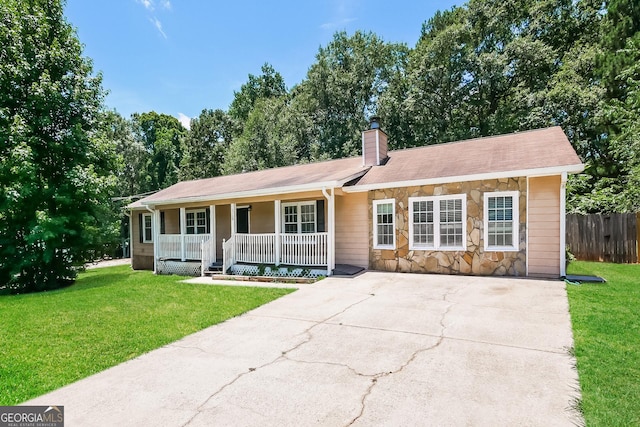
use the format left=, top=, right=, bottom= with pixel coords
left=322, top=187, right=336, bottom=276
left=231, top=203, right=236, bottom=236
left=210, top=205, right=216, bottom=261
left=274, top=199, right=281, bottom=266
left=180, top=207, right=186, bottom=261
left=329, top=188, right=336, bottom=275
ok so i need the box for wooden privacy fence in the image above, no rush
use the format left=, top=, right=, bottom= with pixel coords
left=566, top=213, right=639, bottom=263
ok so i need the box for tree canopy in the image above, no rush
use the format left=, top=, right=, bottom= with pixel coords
left=0, top=0, right=117, bottom=293
left=106, top=1, right=638, bottom=213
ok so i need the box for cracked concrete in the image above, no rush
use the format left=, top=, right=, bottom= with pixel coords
left=27, top=271, right=582, bottom=426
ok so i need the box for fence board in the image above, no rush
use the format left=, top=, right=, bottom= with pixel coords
left=566, top=213, right=638, bottom=263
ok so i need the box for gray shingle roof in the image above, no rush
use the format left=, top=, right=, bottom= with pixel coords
left=129, top=126, right=583, bottom=208
left=355, top=126, right=582, bottom=187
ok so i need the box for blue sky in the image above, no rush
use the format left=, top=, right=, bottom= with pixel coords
left=65, top=0, right=460, bottom=127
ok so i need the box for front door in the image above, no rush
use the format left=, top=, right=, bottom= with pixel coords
left=237, top=207, right=249, bottom=233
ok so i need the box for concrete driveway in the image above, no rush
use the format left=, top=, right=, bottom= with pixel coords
left=28, top=272, right=582, bottom=426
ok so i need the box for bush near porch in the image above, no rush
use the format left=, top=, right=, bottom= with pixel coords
left=0, top=265, right=294, bottom=405
left=566, top=261, right=640, bottom=426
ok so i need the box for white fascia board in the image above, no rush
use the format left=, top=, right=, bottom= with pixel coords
left=343, top=164, right=584, bottom=193
left=139, top=170, right=369, bottom=207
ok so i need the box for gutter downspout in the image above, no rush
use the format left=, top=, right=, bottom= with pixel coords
left=322, top=187, right=335, bottom=276
left=560, top=172, right=568, bottom=278
left=145, top=205, right=157, bottom=274
left=124, top=210, right=132, bottom=261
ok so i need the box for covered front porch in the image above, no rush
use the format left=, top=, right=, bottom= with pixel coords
left=150, top=191, right=337, bottom=277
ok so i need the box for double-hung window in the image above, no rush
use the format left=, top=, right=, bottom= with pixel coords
left=186, top=209, right=207, bottom=235
left=373, top=199, right=395, bottom=249
left=484, top=191, right=519, bottom=251
left=409, top=195, right=466, bottom=251
left=410, top=199, right=434, bottom=247
left=282, top=202, right=316, bottom=234
left=142, top=213, right=153, bottom=243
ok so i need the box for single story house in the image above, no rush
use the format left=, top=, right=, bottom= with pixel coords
left=127, top=124, right=583, bottom=279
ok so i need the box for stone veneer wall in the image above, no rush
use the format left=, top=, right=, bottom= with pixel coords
left=369, top=178, right=527, bottom=276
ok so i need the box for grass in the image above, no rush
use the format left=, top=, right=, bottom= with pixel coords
left=566, top=261, right=640, bottom=426
left=0, top=265, right=294, bottom=405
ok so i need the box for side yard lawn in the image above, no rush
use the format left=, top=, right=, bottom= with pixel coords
left=0, top=265, right=294, bottom=405
left=566, top=261, right=640, bottom=426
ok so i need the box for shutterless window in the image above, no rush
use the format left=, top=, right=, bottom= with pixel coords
left=374, top=199, right=395, bottom=249
left=484, top=191, right=519, bottom=251
left=409, top=195, right=466, bottom=251
left=439, top=198, right=464, bottom=247
left=411, top=199, right=434, bottom=247
left=142, top=213, right=153, bottom=243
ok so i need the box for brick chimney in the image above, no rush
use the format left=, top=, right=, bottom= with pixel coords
left=362, top=117, right=388, bottom=166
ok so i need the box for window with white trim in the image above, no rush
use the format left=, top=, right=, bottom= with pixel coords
left=409, top=195, right=466, bottom=251
left=282, top=202, right=316, bottom=234
left=186, top=209, right=207, bottom=235
left=409, top=199, right=434, bottom=247
left=484, top=191, right=519, bottom=251
left=373, top=199, right=395, bottom=249
left=142, top=213, right=153, bottom=243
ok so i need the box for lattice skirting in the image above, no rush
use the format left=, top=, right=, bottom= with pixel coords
left=230, top=264, right=327, bottom=278
left=157, top=260, right=201, bottom=276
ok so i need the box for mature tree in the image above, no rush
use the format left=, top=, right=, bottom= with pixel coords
left=599, top=0, right=640, bottom=100
left=379, top=8, right=469, bottom=148
left=131, top=111, right=185, bottom=192
left=565, top=0, right=640, bottom=213
left=569, top=29, right=640, bottom=213
left=299, top=31, right=409, bottom=157
left=179, top=109, right=237, bottom=180
left=223, top=97, right=300, bottom=174
left=228, top=63, right=287, bottom=125
left=382, top=0, right=583, bottom=147
left=0, top=0, right=117, bottom=293
left=96, top=110, right=148, bottom=197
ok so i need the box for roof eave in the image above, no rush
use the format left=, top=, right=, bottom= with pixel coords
left=137, top=168, right=370, bottom=208
left=343, top=163, right=585, bottom=193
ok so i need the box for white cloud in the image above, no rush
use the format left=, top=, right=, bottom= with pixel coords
left=320, top=0, right=357, bottom=30
left=177, top=113, right=191, bottom=130
left=137, top=0, right=154, bottom=11
left=320, top=17, right=356, bottom=30
left=137, top=0, right=170, bottom=39
left=149, top=17, right=167, bottom=39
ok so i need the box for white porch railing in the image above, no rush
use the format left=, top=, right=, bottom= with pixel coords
left=157, top=234, right=210, bottom=261
left=222, top=237, right=235, bottom=274
left=201, top=238, right=215, bottom=276
left=222, top=232, right=328, bottom=273
left=158, top=232, right=328, bottom=275
left=158, top=234, right=181, bottom=259
left=184, top=235, right=204, bottom=260
left=280, top=233, right=328, bottom=266
left=235, top=233, right=276, bottom=264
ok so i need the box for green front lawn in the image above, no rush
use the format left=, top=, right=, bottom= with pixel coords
left=566, top=261, right=640, bottom=426
left=0, top=265, right=294, bottom=405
